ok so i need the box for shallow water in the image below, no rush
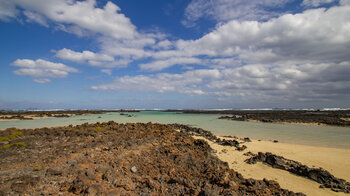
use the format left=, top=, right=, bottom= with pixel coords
left=1, top=111, right=350, bottom=149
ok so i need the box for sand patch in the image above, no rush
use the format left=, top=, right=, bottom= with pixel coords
left=0, top=114, right=75, bottom=121
left=193, top=135, right=350, bottom=196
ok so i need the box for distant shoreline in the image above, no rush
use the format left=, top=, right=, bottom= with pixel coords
left=165, top=110, right=350, bottom=127
left=2, top=109, right=350, bottom=127
left=0, top=110, right=139, bottom=121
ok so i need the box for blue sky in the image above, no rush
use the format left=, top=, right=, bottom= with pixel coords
left=1, top=0, right=350, bottom=109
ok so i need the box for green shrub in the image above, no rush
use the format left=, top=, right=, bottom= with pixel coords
left=9, top=131, right=23, bottom=140
left=0, top=137, right=9, bottom=141
left=0, top=142, right=27, bottom=150
left=13, top=142, right=27, bottom=147
left=0, top=144, right=11, bottom=149
left=0, top=131, right=23, bottom=141
left=33, top=165, right=43, bottom=171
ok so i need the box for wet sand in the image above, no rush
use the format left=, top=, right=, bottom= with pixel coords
left=193, top=135, right=350, bottom=196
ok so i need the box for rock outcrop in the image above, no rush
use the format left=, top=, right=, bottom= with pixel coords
left=172, top=124, right=249, bottom=151
left=0, top=122, right=304, bottom=195
left=245, top=152, right=350, bottom=193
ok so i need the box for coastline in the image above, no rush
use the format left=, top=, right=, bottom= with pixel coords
left=0, top=114, right=73, bottom=122
left=2, top=109, right=350, bottom=128
left=245, top=119, right=329, bottom=127
left=192, top=135, right=350, bottom=195
left=0, top=110, right=139, bottom=122
left=0, top=122, right=306, bottom=195
left=167, top=110, right=350, bottom=127
left=1, top=120, right=350, bottom=194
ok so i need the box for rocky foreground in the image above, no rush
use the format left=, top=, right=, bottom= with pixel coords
left=0, top=122, right=304, bottom=195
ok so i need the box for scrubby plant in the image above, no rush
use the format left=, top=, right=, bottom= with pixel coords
left=33, top=165, right=43, bottom=171
left=0, top=144, right=11, bottom=149
left=0, top=131, right=24, bottom=143
left=9, top=131, right=23, bottom=140
left=95, top=126, right=102, bottom=131
left=0, top=137, right=9, bottom=141
left=13, top=142, right=27, bottom=147
left=0, top=142, right=27, bottom=150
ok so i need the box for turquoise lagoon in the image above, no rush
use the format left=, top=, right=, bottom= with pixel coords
left=1, top=111, right=350, bottom=149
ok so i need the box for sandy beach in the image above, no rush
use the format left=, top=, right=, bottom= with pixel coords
left=193, top=135, right=350, bottom=196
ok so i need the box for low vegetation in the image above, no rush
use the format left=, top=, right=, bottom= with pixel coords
left=9, top=131, right=23, bottom=140
left=0, top=142, right=27, bottom=150
left=0, top=131, right=26, bottom=150
left=33, top=165, right=43, bottom=171
left=0, top=136, right=9, bottom=141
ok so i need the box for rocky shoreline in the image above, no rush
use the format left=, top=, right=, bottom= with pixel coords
left=167, top=110, right=350, bottom=127
left=245, top=152, right=350, bottom=193
left=0, top=110, right=139, bottom=121
left=171, top=124, right=250, bottom=151
left=172, top=124, right=350, bottom=194
left=0, top=122, right=304, bottom=195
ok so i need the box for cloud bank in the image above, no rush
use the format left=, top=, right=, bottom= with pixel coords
left=2, top=0, right=350, bottom=106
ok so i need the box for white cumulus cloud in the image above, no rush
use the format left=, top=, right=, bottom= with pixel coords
left=12, top=59, right=78, bottom=83
left=6, top=0, right=138, bottom=39
left=56, top=48, right=114, bottom=66
left=153, top=4, right=350, bottom=69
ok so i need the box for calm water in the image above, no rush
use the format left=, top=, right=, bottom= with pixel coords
left=1, top=111, right=350, bottom=149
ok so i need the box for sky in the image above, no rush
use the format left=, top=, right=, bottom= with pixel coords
left=0, top=0, right=350, bottom=109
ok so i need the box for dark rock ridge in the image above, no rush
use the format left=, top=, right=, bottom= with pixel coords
left=245, top=152, right=350, bottom=193
left=171, top=124, right=249, bottom=151
left=217, top=110, right=350, bottom=127
left=0, top=122, right=304, bottom=195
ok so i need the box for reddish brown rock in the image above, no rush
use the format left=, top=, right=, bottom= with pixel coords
left=0, top=122, right=305, bottom=195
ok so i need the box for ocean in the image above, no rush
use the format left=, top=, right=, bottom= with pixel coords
left=1, top=110, right=350, bottom=148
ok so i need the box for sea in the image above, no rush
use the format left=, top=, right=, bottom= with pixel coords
left=1, top=110, right=350, bottom=149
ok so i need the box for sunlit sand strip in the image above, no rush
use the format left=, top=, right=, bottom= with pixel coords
left=192, top=135, right=350, bottom=196
left=0, top=114, right=75, bottom=121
